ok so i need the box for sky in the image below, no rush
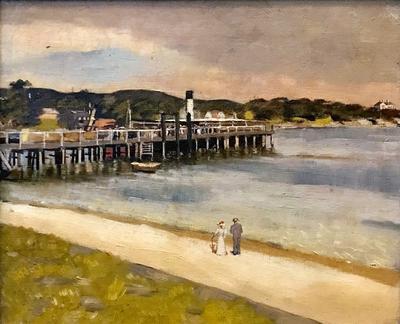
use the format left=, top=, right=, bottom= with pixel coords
left=1, top=1, right=399, bottom=105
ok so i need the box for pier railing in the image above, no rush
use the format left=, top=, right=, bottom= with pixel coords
left=0, top=124, right=272, bottom=149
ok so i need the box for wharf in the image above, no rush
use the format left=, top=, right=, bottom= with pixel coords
left=0, top=118, right=274, bottom=175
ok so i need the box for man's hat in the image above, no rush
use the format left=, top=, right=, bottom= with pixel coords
left=232, top=218, right=239, bottom=222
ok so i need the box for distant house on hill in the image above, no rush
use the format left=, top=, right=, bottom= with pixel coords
left=373, top=100, right=396, bottom=110
left=205, top=110, right=226, bottom=119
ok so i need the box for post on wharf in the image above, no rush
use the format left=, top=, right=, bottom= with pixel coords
left=161, top=112, right=167, bottom=160
left=175, top=113, right=180, bottom=159
left=186, top=112, right=193, bottom=156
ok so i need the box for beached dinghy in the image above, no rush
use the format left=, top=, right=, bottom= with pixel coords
left=131, top=162, right=161, bottom=173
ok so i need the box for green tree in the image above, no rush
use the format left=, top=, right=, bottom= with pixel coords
left=0, top=80, right=32, bottom=126
left=0, top=91, right=29, bottom=125
left=283, top=105, right=295, bottom=120
left=9, top=79, right=32, bottom=90
left=244, top=110, right=254, bottom=120
left=56, top=97, right=88, bottom=113
left=112, top=101, right=131, bottom=124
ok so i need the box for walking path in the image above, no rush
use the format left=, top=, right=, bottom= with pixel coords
left=1, top=202, right=398, bottom=324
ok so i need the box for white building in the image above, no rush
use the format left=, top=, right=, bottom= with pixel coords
left=205, top=110, right=226, bottom=119
left=374, top=100, right=396, bottom=110
left=178, top=90, right=239, bottom=120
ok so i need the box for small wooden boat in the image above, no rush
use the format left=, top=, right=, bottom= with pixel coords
left=131, top=162, right=161, bottom=173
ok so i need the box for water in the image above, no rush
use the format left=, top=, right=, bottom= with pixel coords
left=1, top=127, right=399, bottom=269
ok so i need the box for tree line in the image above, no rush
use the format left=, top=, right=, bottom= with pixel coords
left=1, top=79, right=399, bottom=128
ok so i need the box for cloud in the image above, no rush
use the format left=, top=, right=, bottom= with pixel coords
left=1, top=1, right=399, bottom=105
left=5, top=48, right=154, bottom=86
left=100, top=66, right=399, bottom=106
left=0, top=21, right=162, bottom=63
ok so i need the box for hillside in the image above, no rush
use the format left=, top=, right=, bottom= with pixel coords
left=0, top=87, right=186, bottom=127
left=194, top=99, right=243, bottom=115
left=0, top=87, right=246, bottom=126
left=1, top=85, right=399, bottom=128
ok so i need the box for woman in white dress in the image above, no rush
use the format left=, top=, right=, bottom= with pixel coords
left=211, top=221, right=227, bottom=256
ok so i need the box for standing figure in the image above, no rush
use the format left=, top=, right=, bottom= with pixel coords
left=230, top=218, right=243, bottom=255
left=211, top=221, right=227, bottom=256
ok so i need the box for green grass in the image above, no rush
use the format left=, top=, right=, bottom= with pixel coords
left=0, top=225, right=274, bottom=323
left=34, top=118, right=59, bottom=131
left=290, top=117, right=308, bottom=124
left=312, top=116, right=333, bottom=126
left=267, top=117, right=284, bottom=124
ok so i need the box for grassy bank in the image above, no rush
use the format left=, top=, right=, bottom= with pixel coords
left=0, top=224, right=273, bottom=323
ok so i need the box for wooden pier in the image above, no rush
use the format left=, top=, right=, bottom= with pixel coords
left=0, top=116, right=274, bottom=176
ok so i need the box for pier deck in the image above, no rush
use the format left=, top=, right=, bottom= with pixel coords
left=0, top=122, right=274, bottom=174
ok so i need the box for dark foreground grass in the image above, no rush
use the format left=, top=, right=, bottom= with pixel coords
left=0, top=224, right=274, bottom=323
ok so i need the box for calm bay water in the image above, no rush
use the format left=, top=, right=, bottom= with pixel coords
left=1, top=127, right=399, bottom=269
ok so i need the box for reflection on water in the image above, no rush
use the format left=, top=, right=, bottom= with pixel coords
left=1, top=128, right=399, bottom=269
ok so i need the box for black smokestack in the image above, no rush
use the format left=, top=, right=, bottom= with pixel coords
left=185, top=90, right=193, bottom=100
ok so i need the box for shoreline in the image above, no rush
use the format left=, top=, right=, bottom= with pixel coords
left=1, top=223, right=315, bottom=324
left=3, top=198, right=400, bottom=287
left=94, top=208, right=400, bottom=287
left=1, top=202, right=399, bottom=324
left=275, top=123, right=399, bottom=129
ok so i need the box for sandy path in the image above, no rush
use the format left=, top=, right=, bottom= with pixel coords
left=1, top=202, right=398, bottom=324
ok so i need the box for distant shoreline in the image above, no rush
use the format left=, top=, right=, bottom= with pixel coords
left=3, top=198, right=399, bottom=287
left=2, top=84, right=400, bottom=131
left=274, top=121, right=399, bottom=129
